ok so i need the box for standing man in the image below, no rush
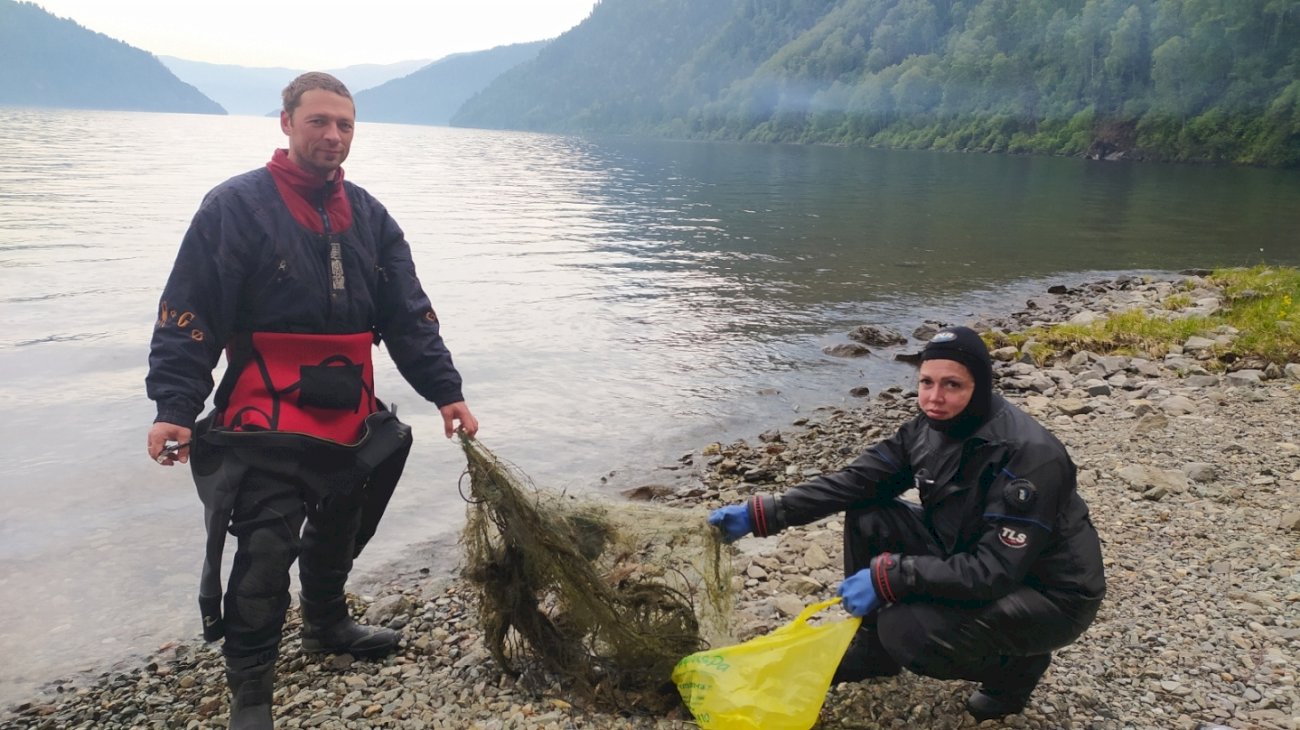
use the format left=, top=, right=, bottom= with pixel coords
left=709, top=327, right=1105, bottom=722
left=146, top=72, right=477, bottom=730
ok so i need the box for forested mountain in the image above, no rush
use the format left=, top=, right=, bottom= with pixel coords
left=456, top=2, right=735, bottom=131
left=454, top=0, right=1300, bottom=167
left=0, top=0, right=223, bottom=114
left=160, top=57, right=433, bottom=117
left=354, top=41, right=547, bottom=126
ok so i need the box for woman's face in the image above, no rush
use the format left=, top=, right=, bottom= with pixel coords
left=917, top=359, right=975, bottom=421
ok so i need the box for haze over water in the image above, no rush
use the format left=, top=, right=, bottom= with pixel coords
left=1, top=107, right=1298, bottom=703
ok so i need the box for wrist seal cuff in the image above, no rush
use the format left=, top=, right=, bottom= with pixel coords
left=748, top=494, right=785, bottom=537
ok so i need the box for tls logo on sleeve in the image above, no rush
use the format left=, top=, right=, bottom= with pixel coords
left=996, top=479, right=1036, bottom=547
left=999, top=526, right=1029, bottom=548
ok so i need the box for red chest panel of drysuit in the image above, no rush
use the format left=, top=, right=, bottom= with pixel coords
left=219, top=331, right=377, bottom=444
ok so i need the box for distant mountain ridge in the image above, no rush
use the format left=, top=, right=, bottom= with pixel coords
left=160, top=57, right=434, bottom=117
left=10, top=0, right=1293, bottom=166
left=454, top=0, right=1300, bottom=167
left=0, top=0, right=223, bottom=114
left=354, top=41, right=548, bottom=126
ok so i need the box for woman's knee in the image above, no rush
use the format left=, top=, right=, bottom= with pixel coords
left=876, top=604, right=982, bottom=680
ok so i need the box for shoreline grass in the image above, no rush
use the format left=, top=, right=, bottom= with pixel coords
left=995, top=266, right=1300, bottom=368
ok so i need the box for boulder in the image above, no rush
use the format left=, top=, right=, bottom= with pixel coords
left=847, top=325, right=907, bottom=347
left=620, top=484, right=677, bottom=501
left=823, top=343, right=871, bottom=358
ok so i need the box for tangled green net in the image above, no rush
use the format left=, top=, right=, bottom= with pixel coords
left=459, top=436, right=734, bottom=713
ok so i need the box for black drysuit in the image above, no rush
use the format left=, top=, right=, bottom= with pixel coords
left=146, top=165, right=465, bottom=665
left=748, top=393, right=1105, bottom=684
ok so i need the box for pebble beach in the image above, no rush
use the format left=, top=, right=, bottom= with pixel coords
left=4, top=272, right=1298, bottom=730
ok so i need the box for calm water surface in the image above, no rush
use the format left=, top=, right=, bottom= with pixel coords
left=1, top=108, right=1298, bottom=702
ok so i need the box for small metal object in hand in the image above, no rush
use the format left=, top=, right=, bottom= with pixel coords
left=156, top=441, right=191, bottom=464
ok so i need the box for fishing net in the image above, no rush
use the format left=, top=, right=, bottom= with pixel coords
left=459, top=436, right=734, bottom=713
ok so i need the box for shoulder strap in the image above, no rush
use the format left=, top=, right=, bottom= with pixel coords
left=213, top=333, right=254, bottom=411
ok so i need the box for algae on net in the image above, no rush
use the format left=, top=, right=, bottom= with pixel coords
left=459, top=436, right=734, bottom=713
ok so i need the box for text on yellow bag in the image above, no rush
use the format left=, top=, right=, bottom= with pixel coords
left=671, top=597, right=862, bottom=730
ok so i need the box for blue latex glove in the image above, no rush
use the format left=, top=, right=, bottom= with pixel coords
left=838, top=568, right=883, bottom=617
left=707, top=504, right=753, bottom=543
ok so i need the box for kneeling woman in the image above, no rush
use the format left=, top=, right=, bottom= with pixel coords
left=709, top=326, right=1105, bottom=721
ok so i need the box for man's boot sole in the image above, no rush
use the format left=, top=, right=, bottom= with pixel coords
left=299, top=636, right=395, bottom=659
left=300, top=633, right=400, bottom=659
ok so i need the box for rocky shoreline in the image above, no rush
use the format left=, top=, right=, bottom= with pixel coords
left=5, top=272, right=1299, bottom=730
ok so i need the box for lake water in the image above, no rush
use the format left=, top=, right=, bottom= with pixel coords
left=1, top=107, right=1298, bottom=704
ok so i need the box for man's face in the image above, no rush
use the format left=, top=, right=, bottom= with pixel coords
left=281, top=89, right=355, bottom=179
left=917, top=359, right=975, bottom=421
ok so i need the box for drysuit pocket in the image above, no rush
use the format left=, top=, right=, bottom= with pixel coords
left=298, top=357, right=364, bottom=411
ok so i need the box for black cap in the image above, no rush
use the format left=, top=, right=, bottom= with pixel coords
left=919, top=326, right=993, bottom=433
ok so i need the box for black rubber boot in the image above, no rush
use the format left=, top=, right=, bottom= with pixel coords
left=298, top=593, right=401, bottom=659
left=831, top=626, right=901, bottom=685
left=966, top=653, right=1052, bottom=721
left=225, top=661, right=274, bottom=730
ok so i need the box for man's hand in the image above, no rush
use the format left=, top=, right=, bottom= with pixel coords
left=148, top=421, right=192, bottom=465
left=707, top=504, right=753, bottom=543
left=440, top=401, right=479, bottom=438
left=838, top=568, right=883, bottom=617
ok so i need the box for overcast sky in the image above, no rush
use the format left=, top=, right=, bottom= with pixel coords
left=32, top=0, right=602, bottom=69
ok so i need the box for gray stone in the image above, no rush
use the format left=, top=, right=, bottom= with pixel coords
left=990, top=346, right=1019, bottom=362
left=1280, top=511, right=1300, bottom=533
left=1132, top=413, right=1169, bottom=434
left=1025, top=395, right=1051, bottom=411
left=619, top=484, right=676, bottom=501
left=823, top=342, right=871, bottom=358
left=1097, top=356, right=1129, bottom=374
left=1183, top=462, right=1218, bottom=483
left=1134, top=360, right=1164, bottom=377
left=1225, top=370, right=1264, bottom=387
left=1082, top=379, right=1112, bottom=396
left=1029, top=377, right=1056, bottom=393
left=1075, top=368, right=1106, bottom=382
left=1141, top=486, right=1169, bottom=501
left=1056, top=398, right=1094, bottom=416
left=779, top=576, right=825, bottom=596
left=912, top=322, right=942, bottom=340
left=1116, top=465, right=1189, bottom=495
left=1161, top=395, right=1198, bottom=415
left=847, top=325, right=907, bottom=347
left=802, top=542, right=832, bottom=570
left=773, top=594, right=806, bottom=617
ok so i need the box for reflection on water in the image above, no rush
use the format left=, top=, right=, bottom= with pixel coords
left=1, top=107, right=1298, bottom=702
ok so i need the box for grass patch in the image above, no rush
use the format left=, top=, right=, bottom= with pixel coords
left=1211, top=266, right=1300, bottom=364
left=994, top=266, right=1300, bottom=366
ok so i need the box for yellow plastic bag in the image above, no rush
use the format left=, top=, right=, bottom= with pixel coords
left=672, top=597, right=862, bottom=730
